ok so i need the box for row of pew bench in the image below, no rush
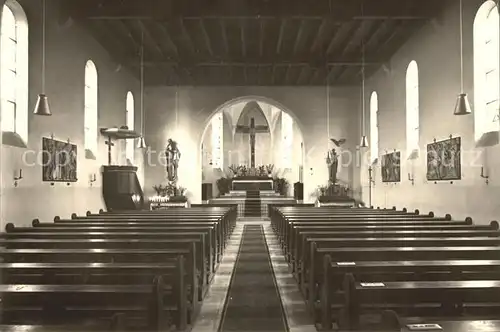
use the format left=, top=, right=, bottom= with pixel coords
left=269, top=205, right=500, bottom=331
left=0, top=205, right=237, bottom=331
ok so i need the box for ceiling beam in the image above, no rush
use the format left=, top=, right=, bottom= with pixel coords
left=276, top=19, right=286, bottom=54
left=199, top=19, right=214, bottom=56
left=220, top=20, right=229, bottom=54
left=72, top=0, right=440, bottom=20
left=155, top=22, right=179, bottom=58
left=133, top=61, right=380, bottom=75
left=293, top=20, right=306, bottom=54
left=177, top=18, right=196, bottom=54
left=136, top=20, right=164, bottom=59
left=240, top=20, right=247, bottom=57
left=310, top=20, right=331, bottom=53
left=259, top=20, right=265, bottom=57
left=325, top=21, right=356, bottom=54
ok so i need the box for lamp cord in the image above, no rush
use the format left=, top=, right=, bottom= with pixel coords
left=361, top=2, right=366, bottom=136
left=326, top=67, right=330, bottom=141
left=459, top=0, right=464, bottom=92
left=140, top=30, right=144, bottom=135
left=42, top=0, right=46, bottom=93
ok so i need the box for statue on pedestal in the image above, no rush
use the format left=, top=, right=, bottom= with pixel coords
left=326, top=148, right=338, bottom=184
left=165, top=139, right=181, bottom=183
left=327, top=138, right=346, bottom=185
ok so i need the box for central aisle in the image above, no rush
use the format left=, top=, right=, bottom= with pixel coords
left=219, top=224, right=288, bottom=331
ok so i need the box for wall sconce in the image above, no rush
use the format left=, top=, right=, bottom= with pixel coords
left=89, top=173, right=97, bottom=186
left=481, top=166, right=489, bottom=185
left=14, top=169, right=23, bottom=187
left=408, top=172, right=415, bottom=186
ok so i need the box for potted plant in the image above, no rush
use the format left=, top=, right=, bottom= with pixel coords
left=273, top=177, right=289, bottom=196
left=152, top=184, right=168, bottom=197
left=216, top=177, right=232, bottom=196
left=266, top=164, right=274, bottom=176
left=228, top=164, right=238, bottom=177
left=168, top=186, right=188, bottom=203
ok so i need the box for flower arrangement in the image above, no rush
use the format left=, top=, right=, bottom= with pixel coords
left=228, top=164, right=275, bottom=178
left=152, top=183, right=188, bottom=202
left=273, top=177, right=290, bottom=196
left=310, top=182, right=352, bottom=202
left=216, top=177, right=232, bottom=196
left=265, top=164, right=274, bottom=175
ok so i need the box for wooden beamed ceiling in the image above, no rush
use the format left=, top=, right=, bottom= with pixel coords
left=65, top=0, right=447, bottom=86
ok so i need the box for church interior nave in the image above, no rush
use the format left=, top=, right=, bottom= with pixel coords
left=1, top=0, right=500, bottom=331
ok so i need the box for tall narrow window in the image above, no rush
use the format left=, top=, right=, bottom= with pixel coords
left=211, top=112, right=223, bottom=169
left=282, top=112, right=293, bottom=169
left=1, top=0, right=28, bottom=145
left=474, top=1, right=500, bottom=144
left=406, top=60, right=420, bottom=157
left=84, top=60, right=98, bottom=156
left=369, top=91, right=379, bottom=164
left=126, top=91, right=134, bottom=163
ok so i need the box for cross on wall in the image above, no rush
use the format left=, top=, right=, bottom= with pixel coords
left=235, top=117, right=269, bottom=168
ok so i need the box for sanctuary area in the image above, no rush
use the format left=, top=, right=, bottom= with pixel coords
left=0, top=0, right=500, bottom=331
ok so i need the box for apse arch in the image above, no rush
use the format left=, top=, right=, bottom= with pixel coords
left=198, top=95, right=307, bottom=155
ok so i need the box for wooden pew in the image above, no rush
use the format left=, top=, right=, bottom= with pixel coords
left=270, top=205, right=500, bottom=331
left=320, top=257, right=500, bottom=328
left=288, top=227, right=500, bottom=270
left=53, top=217, right=236, bottom=242
left=97, top=206, right=236, bottom=215
left=0, top=207, right=238, bottom=329
left=298, top=237, right=500, bottom=286
left=339, top=276, right=500, bottom=330
left=7, top=225, right=220, bottom=273
left=399, top=319, right=500, bottom=332
left=0, top=261, right=187, bottom=330
left=0, top=237, right=210, bottom=291
left=0, top=245, right=201, bottom=303
left=305, top=245, right=500, bottom=320
left=19, top=223, right=226, bottom=264
left=271, top=214, right=459, bottom=239
left=276, top=219, right=476, bottom=251
left=283, top=221, right=499, bottom=262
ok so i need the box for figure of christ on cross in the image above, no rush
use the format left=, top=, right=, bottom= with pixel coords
left=235, top=118, right=269, bottom=168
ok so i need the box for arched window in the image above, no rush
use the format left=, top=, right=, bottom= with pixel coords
left=211, top=112, right=223, bottom=169
left=282, top=112, right=293, bottom=169
left=474, top=1, right=499, bottom=145
left=84, top=60, right=98, bottom=156
left=406, top=60, right=420, bottom=158
left=369, top=91, right=379, bottom=164
left=125, top=91, right=134, bottom=163
left=1, top=0, right=28, bottom=145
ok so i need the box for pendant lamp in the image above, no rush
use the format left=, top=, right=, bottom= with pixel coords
left=359, top=5, right=368, bottom=148
left=33, top=0, right=51, bottom=115
left=454, top=0, right=472, bottom=115
left=137, top=30, right=147, bottom=148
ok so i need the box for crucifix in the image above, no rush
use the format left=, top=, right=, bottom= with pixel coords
left=235, top=118, right=269, bottom=168
left=104, top=138, right=114, bottom=165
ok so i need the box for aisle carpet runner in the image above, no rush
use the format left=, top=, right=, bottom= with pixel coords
left=219, top=225, right=287, bottom=331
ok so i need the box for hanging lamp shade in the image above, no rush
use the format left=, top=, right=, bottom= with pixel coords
left=137, top=136, right=147, bottom=149
left=33, top=94, right=51, bottom=115
left=453, top=93, right=472, bottom=115
left=360, top=135, right=369, bottom=148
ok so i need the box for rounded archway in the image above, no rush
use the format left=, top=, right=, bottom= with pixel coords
left=200, top=96, right=305, bottom=199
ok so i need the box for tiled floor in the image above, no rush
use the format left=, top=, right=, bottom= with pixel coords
left=191, top=217, right=316, bottom=332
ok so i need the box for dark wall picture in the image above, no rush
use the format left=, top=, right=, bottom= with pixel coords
left=381, top=151, right=401, bottom=182
left=427, top=137, right=461, bottom=181
left=42, top=137, right=77, bottom=182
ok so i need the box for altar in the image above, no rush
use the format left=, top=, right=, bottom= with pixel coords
left=232, top=177, right=273, bottom=191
